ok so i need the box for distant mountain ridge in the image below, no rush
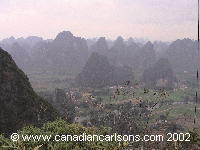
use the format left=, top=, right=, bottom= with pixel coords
left=0, top=31, right=196, bottom=80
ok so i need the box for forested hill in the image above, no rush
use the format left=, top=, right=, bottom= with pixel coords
left=0, top=47, right=58, bottom=135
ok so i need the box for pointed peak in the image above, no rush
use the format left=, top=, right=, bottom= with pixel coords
left=116, top=36, right=124, bottom=42
left=9, top=36, right=15, bottom=40
left=127, top=37, right=134, bottom=42
left=144, top=41, right=153, bottom=49
left=145, top=41, right=153, bottom=45
left=55, top=31, right=74, bottom=40
left=98, top=37, right=106, bottom=41
left=113, top=36, right=124, bottom=47
left=127, top=37, right=137, bottom=46
left=96, top=37, right=107, bottom=45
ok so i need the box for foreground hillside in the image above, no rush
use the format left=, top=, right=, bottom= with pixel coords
left=0, top=47, right=58, bottom=135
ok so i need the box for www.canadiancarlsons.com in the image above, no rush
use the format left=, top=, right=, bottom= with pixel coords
left=10, top=133, right=191, bottom=142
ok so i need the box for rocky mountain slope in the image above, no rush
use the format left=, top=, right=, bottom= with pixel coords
left=0, top=47, right=58, bottom=135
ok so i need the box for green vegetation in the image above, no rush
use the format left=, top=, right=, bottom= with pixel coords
left=0, top=120, right=124, bottom=150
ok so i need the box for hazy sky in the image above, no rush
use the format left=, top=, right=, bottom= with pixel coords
left=0, top=0, right=197, bottom=41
